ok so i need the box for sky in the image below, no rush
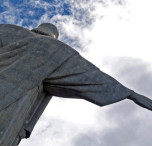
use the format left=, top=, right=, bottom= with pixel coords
left=1, top=0, right=152, bottom=146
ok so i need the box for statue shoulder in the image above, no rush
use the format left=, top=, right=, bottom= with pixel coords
left=28, top=35, right=79, bottom=54
left=0, top=24, right=27, bottom=30
left=0, top=24, right=35, bottom=47
left=0, top=24, right=33, bottom=36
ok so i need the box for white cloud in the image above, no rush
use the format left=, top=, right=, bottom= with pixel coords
left=1, top=0, right=152, bottom=146
left=38, top=1, right=152, bottom=146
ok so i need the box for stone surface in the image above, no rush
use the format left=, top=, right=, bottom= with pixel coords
left=0, top=23, right=152, bottom=145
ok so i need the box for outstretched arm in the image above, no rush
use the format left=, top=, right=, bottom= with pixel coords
left=43, top=51, right=133, bottom=107
left=128, top=92, right=152, bottom=111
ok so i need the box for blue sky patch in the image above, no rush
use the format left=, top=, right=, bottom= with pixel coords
left=0, top=0, right=72, bottom=26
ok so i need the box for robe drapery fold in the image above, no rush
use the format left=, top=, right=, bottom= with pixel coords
left=0, top=36, right=79, bottom=111
left=0, top=24, right=133, bottom=145
left=0, top=35, right=133, bottom=111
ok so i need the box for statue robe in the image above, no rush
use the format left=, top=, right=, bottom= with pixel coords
left=0, top=24, right=133, bottom=146
left=0, top=24, right=52, bottom=146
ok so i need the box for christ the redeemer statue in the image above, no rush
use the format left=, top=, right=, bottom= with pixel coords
left=0, top=23, right=152, bottom=146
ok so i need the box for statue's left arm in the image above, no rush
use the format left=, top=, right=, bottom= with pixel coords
left=128, top=92, right=152, bottom=111
left=43, top=38, right=152, bottom=111
left=0, top=34, right=151, bottom=111
left=41, top=40, right=132, bottom=107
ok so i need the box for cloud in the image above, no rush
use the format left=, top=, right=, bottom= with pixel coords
left=0, top=0, right=72, bottom=26
left=103, top=57, right=152, bottom=97
left=0, top=0, right=95, bottom=51
left=20, top=117, right=76, bottom=146
left=73, top=132, right=101, bottom=146
left=0, top=0, right=129, bottom=51
left=19, top=97, right=99, bottom=146
left=20, top=57, right=152, bottom=146
left=72, top=57, right=152, bottom=146
left=1, top=0, right=152, bottom=146
left=99, top=57, right=152, bottom=146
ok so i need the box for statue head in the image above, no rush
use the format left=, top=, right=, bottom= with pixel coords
left=31, top=23, right=59, bottom=39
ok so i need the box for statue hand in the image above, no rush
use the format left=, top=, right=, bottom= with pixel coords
left=128, top=92, right=152, bottom=111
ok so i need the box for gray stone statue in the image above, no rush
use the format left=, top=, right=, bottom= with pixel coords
left=0, top=23, right=152, bottom=146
